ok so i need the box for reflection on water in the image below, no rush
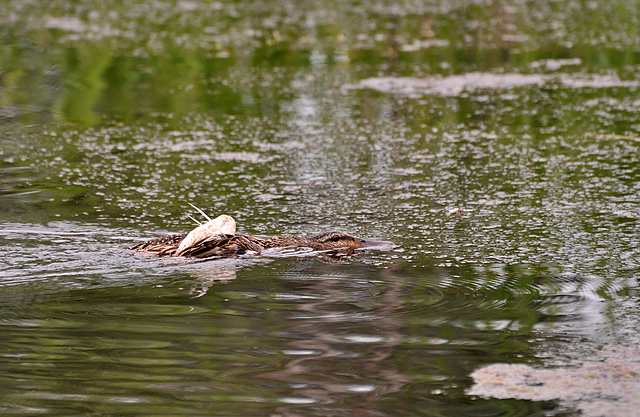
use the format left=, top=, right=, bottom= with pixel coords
left=0, top=220, right=618, bottom=415
left=0, top=241, right=556, bottom=416
left=3, top=0, right=640, bottom=415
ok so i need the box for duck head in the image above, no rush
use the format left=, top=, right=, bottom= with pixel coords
left=310, top=231, right=394, bottom=250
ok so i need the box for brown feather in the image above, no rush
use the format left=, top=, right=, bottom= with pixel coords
left=127, top=231, right=392, bottom=259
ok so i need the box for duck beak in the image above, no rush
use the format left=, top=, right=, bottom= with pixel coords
left=357, top=239, right=395, bottom=250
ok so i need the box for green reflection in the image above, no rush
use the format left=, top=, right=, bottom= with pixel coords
left=0, top=259, right=558, bottom=417
left=1, top=0, right=640, bottom=125
left=55, top=43, right=113, bottom=127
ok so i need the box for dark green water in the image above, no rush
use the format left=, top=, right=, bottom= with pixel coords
left=2, top=1, right=640, bottom=415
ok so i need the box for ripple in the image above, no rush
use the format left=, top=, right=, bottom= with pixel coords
left=90, top=304, right=209, bottom=316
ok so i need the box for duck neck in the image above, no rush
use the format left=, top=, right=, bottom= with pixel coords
left=262, top=235, right=317, bottom=249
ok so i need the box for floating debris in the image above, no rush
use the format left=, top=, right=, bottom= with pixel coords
left=468, top=345, right=640, bottom=417
left=346, top=73, right=639, bottom=97
left=529, top=58, right=582, bottom=71
left=44, top=17, right=90, bottom=32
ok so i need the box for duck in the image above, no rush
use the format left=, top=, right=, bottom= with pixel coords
left=126, top=208, right=392, bottom=259
left=127, top=230, right=393, bottom=259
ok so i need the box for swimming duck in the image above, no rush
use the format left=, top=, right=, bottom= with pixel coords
left=126, top=210, right=392, bottom=259
left=127, top=230, right=393, bottom=259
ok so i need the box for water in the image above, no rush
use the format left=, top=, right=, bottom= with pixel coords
left=2, top=0, right=640, bottom=415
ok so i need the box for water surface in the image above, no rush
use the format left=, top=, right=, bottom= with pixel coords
left=2, top=0, right=640, bottom=415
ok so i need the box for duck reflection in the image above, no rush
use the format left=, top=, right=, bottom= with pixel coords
left=181, top=259, right=239, bottom=297
left=257, top=262, right=411, bottom=416
left=182, top=247, right=379, bottom=297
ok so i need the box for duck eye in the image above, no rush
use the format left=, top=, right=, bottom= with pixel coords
left=330, top=236, right=341, bottom=241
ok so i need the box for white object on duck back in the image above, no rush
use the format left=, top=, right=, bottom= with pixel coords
left=174, top=214, right=236, bottom=256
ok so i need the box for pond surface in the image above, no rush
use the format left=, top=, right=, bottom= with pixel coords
left=2, top=0, right=640, bottom=415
